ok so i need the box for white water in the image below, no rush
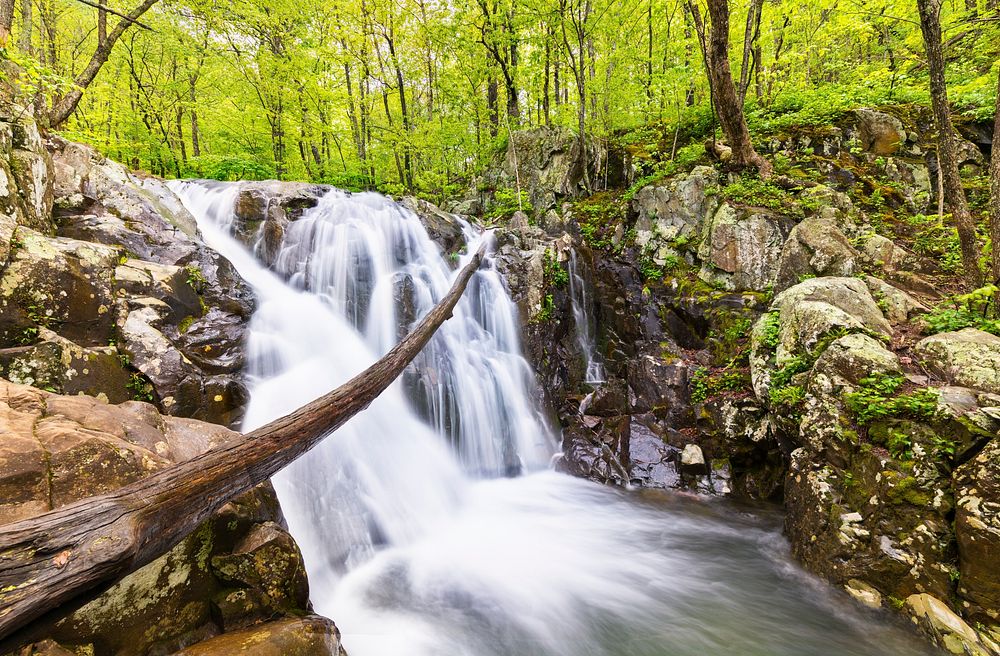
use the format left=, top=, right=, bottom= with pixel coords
left=568, top=249, right=605, bottom=384
left=172, top=181, right=935, bottom=656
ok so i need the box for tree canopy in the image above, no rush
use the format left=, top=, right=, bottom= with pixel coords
left=0, top=0, right=997, bottom=198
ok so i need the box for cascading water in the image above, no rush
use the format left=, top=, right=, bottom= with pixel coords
left=568, top=249, right=605, bottom=384
left=172, top=180, right=935, bottom=656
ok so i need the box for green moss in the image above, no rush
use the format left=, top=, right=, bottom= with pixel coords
left=178, top=316, right=195, bottom=334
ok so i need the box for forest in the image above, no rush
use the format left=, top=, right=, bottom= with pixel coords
left=0, top=0, right=997, bottom=199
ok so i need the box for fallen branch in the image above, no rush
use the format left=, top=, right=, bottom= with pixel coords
left=0, top=243, right=487, bottom=646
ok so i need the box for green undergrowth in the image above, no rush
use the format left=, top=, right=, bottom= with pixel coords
left=844, top=375, right=939, bottom=426
left=921, top=285, right=1000, bottom=336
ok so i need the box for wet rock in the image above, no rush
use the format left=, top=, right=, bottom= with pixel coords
left=774, top=217, right=859, bottom=292
left=400, top=196, right=467, bottom=256
left=170, top=616, right=347, bottom=656
left=905, top=594, right=994, bottom=656
left=679, top=444, right=708, bottom=475
left=627, top=420, right=680, bottom=488
left=954, top=438, right=1000, bottom=620
left=698, top=202, right=795, bottom=292
left=845, top=579, right=883, bottom=609
left=914, top=329, right=1000, bottom=395
left=230, top=181, right=326, bottom=258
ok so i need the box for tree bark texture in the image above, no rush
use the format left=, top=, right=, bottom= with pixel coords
left=916, top=0, right=982, bottom=288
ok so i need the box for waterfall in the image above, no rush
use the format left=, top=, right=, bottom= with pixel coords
left=172, top=180, right=935, bottom=656
left=567, top=249, right=605, bottom=384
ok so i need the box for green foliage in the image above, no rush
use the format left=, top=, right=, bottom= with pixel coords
left=184, top=156, right=275, bottom=182
left=758, top=312, right=782, bottom=350
left=487, top=188, right=533, bottom=222
left=690, top=366, right=750, bottom=403
left=184, top=265, right=207, bottom=294
left=574, top=193, right=627, bottom=252
left=922, top=286, right=1000, bottom=336
left=127, top=373, right=155, bottom=402
left=844, top=375, right=939, bottom=426
left=543, top=249, right=569, bottom=287
left=905, top=214, right=964, bottom=274
left=721, top=176, right=790, bottom=211
left=532, top=294, right=555, bottom=324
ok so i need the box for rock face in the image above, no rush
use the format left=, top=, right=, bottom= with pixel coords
left=915, top=329, right=1000, bottom=395
left=0, top=380, right=345, bottom=656
left=484, top=127, right=627, bottom=213
left=0, top=134, right=254, bottom=427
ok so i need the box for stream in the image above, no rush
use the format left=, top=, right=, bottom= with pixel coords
left=171, top=181, right=937, bottom=656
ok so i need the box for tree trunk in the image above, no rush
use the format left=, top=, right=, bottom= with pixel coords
left=189, top=76, right=201, bottom=158
left=47, top=0, right=160, bottom=127
left=698, top=0, right=770, bottom=176
left=0, top=0, right=12, bottom=47
left=989, top=66, right=1000, bottom=287
left=17, top=0, right=29, bottom=54
left=916, top=0, right=983, bottom=288
left=0, top=245, right=488, bottom=648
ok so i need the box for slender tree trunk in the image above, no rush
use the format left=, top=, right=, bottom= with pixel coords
left=97, top=0, right=107, bottom=46
left=738, top=0, right=763, bottom=104
left=487, top=77, right=499, bottom=138
left=0, top=0, right=12, bottom=47
left=189, top=76, right=201, bottom=158
left=17, top=0, right=29, bottom=53
left=917, top=0, right=983, bottom=287
left=0, top=247, right=487, bottom=650
left=47, top=0, right=160, bottom=127
left=691, top=0, right=770, bottom=176
left=989, top=66, right=1000, bottom=287
left=543, top=26, right=551, bottom=125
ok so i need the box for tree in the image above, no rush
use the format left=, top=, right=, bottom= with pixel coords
left=916, top=0, right=982, bottom=288
left=990, top=65, right=1000, bottom=287
left=687, top=0, right=770, bottom=177
left=0, top=246, right=486, bottom=648
left=46, top=0, right=160, bottom=127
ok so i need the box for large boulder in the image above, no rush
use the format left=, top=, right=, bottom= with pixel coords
left=954, top=438, right=1000, bottom=621
left=914, top=329, right=1000, bottom=395
left=698, top=202, right=795, bottom=292
left=851, top=109, right=907, bottom=155
left=631, top=166, right=719, bottom=250
left=0, top=380, right=339, bottom=656
left=774, top=217, right=859, bottom=292
left=172, top=616, right=347, bottom=656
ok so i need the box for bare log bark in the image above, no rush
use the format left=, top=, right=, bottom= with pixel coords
left=917, top=0, right=982, bottom=288
left=0, top=244, right=487, bottom=646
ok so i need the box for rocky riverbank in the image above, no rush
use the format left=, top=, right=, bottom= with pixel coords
left=479, top=110, right=1000, bottom=654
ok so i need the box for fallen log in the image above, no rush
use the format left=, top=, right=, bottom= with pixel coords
left=0, top=243, right=487, bottom=645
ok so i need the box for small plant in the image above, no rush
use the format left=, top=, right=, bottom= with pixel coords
left=690, top=365, right=751, bottom=403
left=720, top=175, right=793, bottom=212
left=486, top=188, right=533, bottom=222
left=758, top=312, right=782, bottom=350
left=127, top=373, right=155, bottom=402
left=542, top=249, right=569, bottom=287
left=531, top=294, right=555, bottom=323
left=844, top=375, right=939, bottom=426
left=922, top=285, right=1000, bottom=336
left=185, top=264, right=207, bottom=293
